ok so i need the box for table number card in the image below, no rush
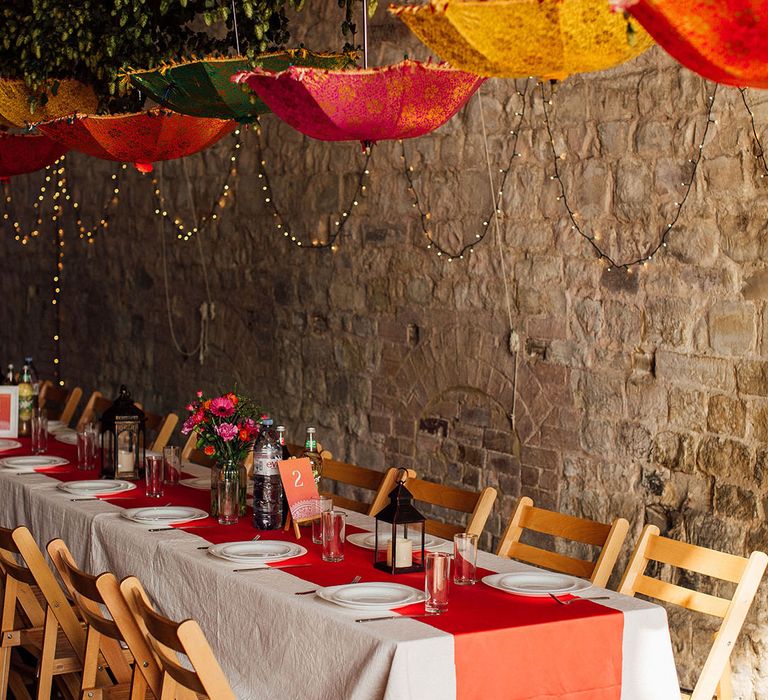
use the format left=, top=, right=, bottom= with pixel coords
left=278, top=457, right=320, bottom=538
left=0, top=386, right=19, bottom=438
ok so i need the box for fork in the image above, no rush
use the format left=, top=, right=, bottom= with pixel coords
left=295, top=574, right=361, bottom=595
left=548, top=593, right=611, bottom=605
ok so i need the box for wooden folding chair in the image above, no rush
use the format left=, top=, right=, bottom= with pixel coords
left=619, top=525, right=767, bottom=700
left=144, top=411, right=179, bottom=453
left=47, top=539, right=162, bottom=700
left=76, top=391, right=112, bottom=431
left=496, top=496, right=629, bottom=588
left=403, top=478, right=497, bottom=540
left=120, top=576, right=236, bottom=700
left=0, top=526, right=84, bottom=700
left=38, top=381, right=83, bottom=426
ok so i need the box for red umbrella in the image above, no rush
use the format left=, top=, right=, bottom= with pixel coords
left=615, top=0, right=768, bottom=88
left=0, top=132, right=68, bottom=181
left=38, top=109, right=235, bottom=172
left=233, top=59, right=483, bottom=143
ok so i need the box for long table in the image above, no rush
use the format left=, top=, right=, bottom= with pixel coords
left=0, top=437, right=681, bottom=699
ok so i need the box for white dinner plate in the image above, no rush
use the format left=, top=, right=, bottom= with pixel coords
left=122, top=506, right=208, bottom=525
left=208, top=541, right=307, bottom=564
left=347, top=531, right=444, bottom=551
left=181, top=476, right=211, bottom=490
left=47, top=420, right=67, bottom=433
left=57, top=480, right=136, bottom=496
left=0, top=455, right=69, bottom=471
left=317, top=582, right=427, bottom=610
left=481, top=572, right=592, bottom=597
left=55, top=431, right=78, bottom=445
left=0, top=439, right=21, bottom=452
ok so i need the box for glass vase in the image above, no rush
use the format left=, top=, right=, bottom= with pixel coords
left=210, top=458, right=247, bottom=517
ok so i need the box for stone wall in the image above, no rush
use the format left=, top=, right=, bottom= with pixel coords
left=2, top=5, right=768, bottom=697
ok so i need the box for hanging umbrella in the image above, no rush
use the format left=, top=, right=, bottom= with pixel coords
left=613, top=0, right=768, bottom=88
left=0, top=79, right=98, bottom=128
left=37, top=109, right=235, bottom=172
left=0, top=132, right=68, bottom=181
left=391, top=0, right=653, bottom=80
left=232, top=59, right=483, bottom=143
left=127, top=50, right=358, bottom=123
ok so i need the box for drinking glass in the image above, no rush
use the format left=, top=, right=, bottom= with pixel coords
left=311, top=495, right=333, bottom=545
left=31, top=412, right=48, bottom=454
left=321, top=510, right=346, bottom=563
left=76, top=431, right=93, bottom=471
left=218, top=471, right=240, bottom=525
left=145, top=456, right=164, bottom=498
left=425, top=551, right=451, bottom=613
left=453, top=533, right=478, bottom=585
left=163, top=445, right=181, bottom=486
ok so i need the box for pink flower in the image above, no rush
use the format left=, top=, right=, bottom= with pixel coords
left=181, top=416, right=196, bottom=435
left=210, top=396, right=235, bottom=418
left=185, top=403, right=195, bottom=412
left=196, top=390, right=203, bottom=398
left=216, top=423, right=239, bottom=442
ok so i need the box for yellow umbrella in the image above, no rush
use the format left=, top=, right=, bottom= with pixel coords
left=391, top=0, right=653, bottom=80
left=0, top=79, right=99, bottom=128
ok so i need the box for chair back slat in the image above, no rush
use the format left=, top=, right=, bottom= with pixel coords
left=39, top=381, right=83, bottom=425
left=645, top=535, right=748, bottom=584
left=618, top=524, right=768, bottom=700
left=405, top=477, right=497, bottom=538
left=121, top=576, right=236, bottom=700
left=519, top=507, right=612, bottom=547
left=506, top=542, right=596, bottom=580
left=497, top=497, right=629, bottom=587
left=0, top=528, right=38, bottom=587
left=76, top=391, right=112, bottom=431
left=145, top=411, right=179, bottom=452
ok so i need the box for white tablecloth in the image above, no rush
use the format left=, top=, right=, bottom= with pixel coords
left=0, top=467, right=680, bottom=700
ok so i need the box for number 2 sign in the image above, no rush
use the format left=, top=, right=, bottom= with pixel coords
left=278, top=458, right=320, bottom=525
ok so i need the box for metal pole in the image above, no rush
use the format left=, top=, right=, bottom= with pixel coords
left=362, top=0, right=369, bottom=68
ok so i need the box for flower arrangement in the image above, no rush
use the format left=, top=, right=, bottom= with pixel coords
left=181, top=390, right=265, bottom=464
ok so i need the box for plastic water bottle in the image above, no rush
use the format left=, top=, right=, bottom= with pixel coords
left=252, top=419, right=283, bottom=530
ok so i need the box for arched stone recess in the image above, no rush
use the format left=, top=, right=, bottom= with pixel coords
left=369, top=322, right=577, bottom=541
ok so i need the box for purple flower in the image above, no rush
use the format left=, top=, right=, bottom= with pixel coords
left=181, top=416, right=196, bottom=435
left=216, top=422, right=239, bottom=442
left=210, top=396, right=235, bottom=418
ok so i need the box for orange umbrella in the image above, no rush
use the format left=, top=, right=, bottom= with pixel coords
left=38, top=109, right=235, bottom=172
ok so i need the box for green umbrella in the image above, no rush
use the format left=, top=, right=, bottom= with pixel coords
left=128, top=50, right=358, bottom=123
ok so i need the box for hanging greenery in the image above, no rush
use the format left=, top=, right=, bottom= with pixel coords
left=0, top=0, right=304, bottom=113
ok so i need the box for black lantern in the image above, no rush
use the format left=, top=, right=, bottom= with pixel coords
left=374, top=471, right=426, bottom=574
left=100, top=385, right=146, bottom=480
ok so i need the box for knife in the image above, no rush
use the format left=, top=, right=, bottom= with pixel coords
left=233, top=563, right=312, bottom=573
left=356, top=613, right=443, bottom=623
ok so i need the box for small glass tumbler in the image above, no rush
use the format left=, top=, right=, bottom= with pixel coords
left=31, top=412, right=48, bottom=454
left=217, top=471, right=240, bottom=525
left=76, top=431, right=93, bottom=471
left=163, top=445, right=181, bottom=486
left=453, top=533, right=478, bottom=585
left=312, top=495, right=334, bottom=545
left=425, top=551, right=451, bottom=613
left=321, top=510, right=346, bottom=563
left=145, top=456, right=164, bottom=498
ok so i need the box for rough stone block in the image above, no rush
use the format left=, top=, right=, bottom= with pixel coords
left=656, top=351, right=735, bottom=392
left=714, top=484, right=758, bottom=520
left=736, top=360, right=768, bottom=397
left=708, top=301, right=756, bottom=356
left=707, top=395, right=746, bottom=437
left=697, top=436, right=752, bottom=481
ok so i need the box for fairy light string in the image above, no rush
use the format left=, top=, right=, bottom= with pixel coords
left=401, top=78, right=531, bottom=261
left=73, top=163, right=125, bottom=242
left=739, top=88, right=768, bottom=179
left=150, top=128, right=243, bottom=241
left=254, top=126, right=372, bottom=251
left=3, top=159, right=58, bottom=244
left=541, top=80, right=719, bottom=272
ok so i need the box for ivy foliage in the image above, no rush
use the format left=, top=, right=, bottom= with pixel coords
left=0, top=0, right=304, bottom=113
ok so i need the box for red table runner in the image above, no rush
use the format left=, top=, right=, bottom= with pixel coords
left=4, top=437, right=623, bottom=699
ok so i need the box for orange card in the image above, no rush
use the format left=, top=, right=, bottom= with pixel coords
left=278, top=458, right=320, bottom=523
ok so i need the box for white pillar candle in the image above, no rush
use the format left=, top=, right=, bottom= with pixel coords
left=117, top=449, right=135, bottom=476
left=386, top=538, right=413, bottom=569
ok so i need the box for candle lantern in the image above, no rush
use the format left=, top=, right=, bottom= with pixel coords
left=374, top=470, right=426, bottom=574
left=100, top=385, right=146, bottom=480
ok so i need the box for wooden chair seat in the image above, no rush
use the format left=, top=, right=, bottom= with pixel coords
left=403, top=477, right=497, bottom=540
left=619, top=525, right=767, bottom=700
left=496, top=497, right=629, bottom=588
